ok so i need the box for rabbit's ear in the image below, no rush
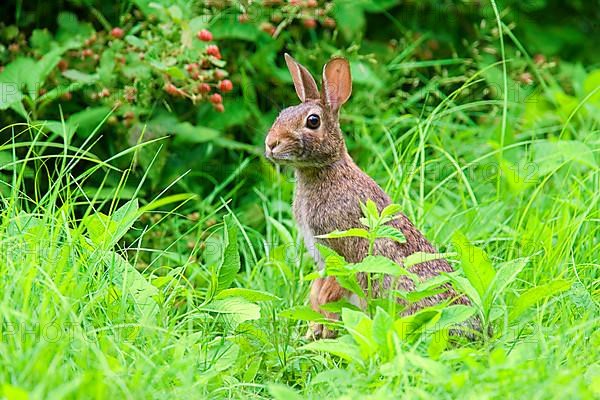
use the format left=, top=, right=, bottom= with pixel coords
left=322, top=57, right=352, bottom=112
left=284, top=53, right=320, bottom=102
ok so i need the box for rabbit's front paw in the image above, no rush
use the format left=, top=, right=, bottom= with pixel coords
left=305, top=322, right=337, bottom=340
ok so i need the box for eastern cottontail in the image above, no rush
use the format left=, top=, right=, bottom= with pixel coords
left=266, top=54, right=474, bottom=339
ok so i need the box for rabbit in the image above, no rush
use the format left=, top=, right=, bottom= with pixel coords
left=265, top=54, right=475, bottom=339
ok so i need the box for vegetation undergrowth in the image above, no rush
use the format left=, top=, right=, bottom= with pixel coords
left=1, top=0, right=599, bottom=399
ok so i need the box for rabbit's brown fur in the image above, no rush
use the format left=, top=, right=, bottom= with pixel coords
left=266, top=54, right=473, bottom=339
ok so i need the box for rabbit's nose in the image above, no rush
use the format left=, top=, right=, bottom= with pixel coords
left=266, top=136, right=280, bottom=151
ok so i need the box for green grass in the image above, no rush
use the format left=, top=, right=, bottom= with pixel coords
left=1, top=28, right=600, bottom=400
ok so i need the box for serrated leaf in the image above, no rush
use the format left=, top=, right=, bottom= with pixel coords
left=509, top=280, right=571, bottom=320
left=203, top=297, right=260, bottom=327
left=316, top=228, right=369, bottom=240
left=215, top=214, right=240, bottom=293
left=404, top=252, right=455, bottom=268
left=375, top=225, right=406, bottom=243
left=301, top=336, right=363, bottom=363
left=452, top=232, right=495, bottom=299
left=484, top=258, right=528, bottom=309
left=279, top=306, right=325, bottom=321
left=349, top=255, right=416, bottom=279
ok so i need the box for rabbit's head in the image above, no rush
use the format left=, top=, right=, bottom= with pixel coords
left=265, top=54, right=352, bottom=168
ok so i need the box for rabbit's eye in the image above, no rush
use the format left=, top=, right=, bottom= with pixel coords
left=306, top=114, right=321, bottom=129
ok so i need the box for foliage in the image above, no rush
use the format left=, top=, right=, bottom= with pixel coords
left=0, top=0, right=599, bottom=399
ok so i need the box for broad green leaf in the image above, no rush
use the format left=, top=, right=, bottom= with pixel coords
left=434, top=305, right=476, bottom=331
left=336, top=274, right=366, bottom=298
left=279, top=306, right=325, bottom=321
left=96, top=251, right=159, bottom=321
left=199, top=339, right=240, bottom=373
left=316, top=228, right=369, bottom=240
left=349, top=255, right=415, bottom=279
left=171, top=122, right=221, bottom=143
left=215, top=288, right=280, bottom=302
left=301, top=336, right=363, bottom=364
left=375, top=225, right=406, bottom=243
left=215, top=214, right=240, bottom=292
left=68, top=106, right=112, bottom=139
left=372, top=307, right=393, bottom=354
left=380, top=203, right=402, bottom=219
left=203, top=297, right=260, bottom=327
left=316, top=243, right=347, bottom=272
left=533, top=140, right=597, bottom=175
left=404, top=252, right=455, bottom=268
left=444, top=274, right=483, bottom=312
left=394, top=308, right=441, bottom=340
left=62, top=69, right=99, bottom=83
left=484, top=258, right=529, bottom=309
left=0, top=83, right=23, bottom=110
left=341, top=308, right=377, bottom=358
left=452, top=232, right=495, bottom=298
left=509, top=280, right=571, bottom=320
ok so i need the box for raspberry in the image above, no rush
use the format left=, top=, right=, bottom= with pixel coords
left=210, top=93, right=222, bottom=104
left=323, top=17, right=336, bottom=28
left=303, top=18, right=317, bottom=29
left=206, top=45, right=221, bottom=59
left=213, top=103, right=225, bottom=113
left=197, top=29, right=213, bottom=42
left=198, top=83, right=211, bottom=94
left=219, top=79, right=233, bottom=92
left=57, top=59, right=69, bottom=71
left=111, top=27, right=124, bottom=39
left=164, top=83, right=182, bottom=96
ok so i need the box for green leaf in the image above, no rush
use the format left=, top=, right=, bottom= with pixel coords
left=380, top=203, right=402, bottom=219
left=533, top=140, right=598, bottom=175
left=349, top=255, right=416, bottom=279
left=316, top=227, right=369, bottom=240
left=203, top=297, right=260, bottom=327
left=0, top=83, right=24, bottom=110
left=316, top=243, right=348, bottom=273
left=375, top=225, right=406, bottom=243
left=68, top=106, right=112, bottom=139
left=372, top=307, right=393, bottom=354
left=215, top=288, right=280, bottom=302
left=301, top=336, right=363, bottom=364
left=62, top=69, right=99, bottom=83
left=279, top=306, right=325, bottom=321
left=404, top=252, right=455, bottom=268
left=215, top=214, right=240, bottom=292
left=484, top=258, right=529, bottom=309
left=268, top=384, right=303, bottom=400
left=333, top=0, right=366, bottom=40
left=341, top=308, right=377, bottom=358
left=171, top=123, right=221, bottom=143
left=452, top=232, right=495, bottom=299
left=434, top=305, right=476, bottom=331
left=509, top=280, right=571, bottom=320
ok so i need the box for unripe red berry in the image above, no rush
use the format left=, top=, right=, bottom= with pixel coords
left=197, top=29, right=213, bottom=42
left=213, top=103, right=225, bottom=113
left=303, top=18, right=317, bottom=29
left=323, top=17, right=336, bottom=28
left=82, top=48, right=94, bottom=57
left=219, top=79, right=233, bottom=92
left=305, top=0, right=318, bottom=7
left=214, top=69, right=227, bottom=80
left=198, top=83, right=211, bottom=93
left=164, top=83, right=182, bottom=96
left=206, top=45, right=221, bottom=59
left=210, top=93, right=222, bottom=104
left=111, top=27, right=124, bottom=39
left=238, top=14, right=249, bottom=23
